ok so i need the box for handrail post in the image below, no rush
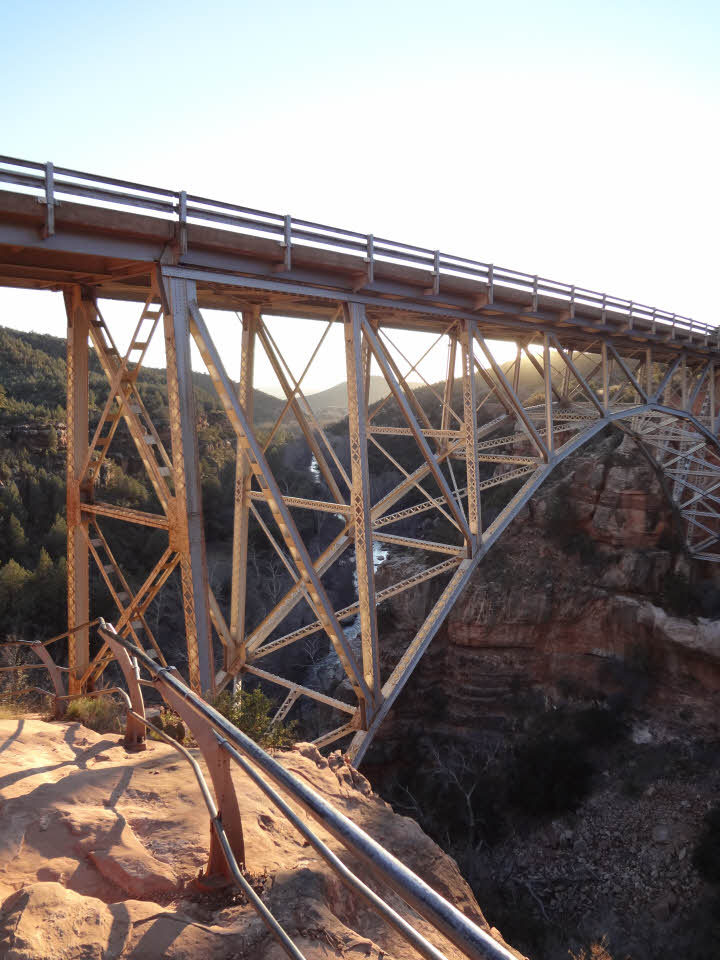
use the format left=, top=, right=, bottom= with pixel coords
left=31, top=641, right=66, bottom=718
left=155, top=671, right=246, bottom=878
left=365, top=233, right=374, bottom=285
left=282, top=214, right=292, bottom=271
left=100, top=624, right=244, bottom=876
left=100, top=625, right=146, bottom=749
left=178, top=190, right=188, bottom=257
left=42, top=161, right=55, bottom=238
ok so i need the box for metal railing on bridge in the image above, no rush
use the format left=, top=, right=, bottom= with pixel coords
left=0, top=153, right=715, bottom=346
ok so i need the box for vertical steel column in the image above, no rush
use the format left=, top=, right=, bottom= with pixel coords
left=711, top=362, right=716, bottom=432
left=64, top=287, right=91, bottom=694
left=544, top=333, right=555, bottom=454
left=461, top=320, right=480, bottom=549
left=344, top=303, right=381, bottom=707
left=561, top=349, right=573, bottom=399
left=164, top=277, right=213, bottom=694
left=440, top=335, right=457, bottom=440
left=601, top=342, right=610, bottom=414
left=230, top=307, right=258, bottom=665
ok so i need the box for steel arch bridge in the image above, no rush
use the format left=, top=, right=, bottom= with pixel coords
left=1, top=156, right=719, bottom=763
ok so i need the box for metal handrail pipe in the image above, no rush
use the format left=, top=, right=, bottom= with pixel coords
left=0, top=663, right=63, bottom=672
left=48, top=179, right=176, bottom=214
left=185, top=194, right=285, bottom=222
left=56, top=686, right=129, bottom=703
left=0, top=618, right=102, bottom=647
left=0, top=156, right=177, bottom=197
left=214, top=731, right=450, bottom=960
left=135, top=711, right=307, bottom=960
left=0, top=155, right=46, bottom=171
left=184, top=206, right=285, bottom=236
left=108, top=634, right=517, bottom=960
left=52, top=167, right=178, bottom=198
left=0, top=686, right=55, bottom=701
left=56, top=684, right=306, bottom=960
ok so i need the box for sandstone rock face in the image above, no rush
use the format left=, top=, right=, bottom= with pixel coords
left=374, top=432, right=720, bottom=741
left=0, top=718, right=524, bottom=960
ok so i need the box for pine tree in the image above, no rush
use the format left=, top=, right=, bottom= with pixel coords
left=45, top=513, right=67, bottom=558
left=7, top=513, right=27, bottom=558
left=0, top=558, right=31, bottom=625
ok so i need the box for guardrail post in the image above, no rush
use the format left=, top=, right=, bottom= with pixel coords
left=42, top=161, right=55, bottom=238
left=282, top=215, right=292, bottom=271
left=152, top=669, right=246, bottom=879
left=100, top=626, right=147, bottom=750
left=31, top=642, right=66, bottom=719
left=365, top=234, right=374, bottom=285
left=178, top=190, right=188, bottom=258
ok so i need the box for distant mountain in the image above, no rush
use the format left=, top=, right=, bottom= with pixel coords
left=305, top=377, right=390, bottom=422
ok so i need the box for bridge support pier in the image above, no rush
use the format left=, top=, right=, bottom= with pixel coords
left=162, top=276, right=214, bottom=696
left=64, top=287, right=91, bottom=695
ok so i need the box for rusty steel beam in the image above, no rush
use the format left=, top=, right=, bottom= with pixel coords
left=64, top=286, right=91, bottom=694
left=163, top=276, right=214, bottom=695
left=230, top=306, right=258, bottom=665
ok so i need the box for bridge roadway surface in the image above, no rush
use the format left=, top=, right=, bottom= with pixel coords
left=0, top=158, right=717, bottom=360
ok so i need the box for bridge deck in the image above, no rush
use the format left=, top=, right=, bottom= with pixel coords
left=0, top=158, right=717, bottom=360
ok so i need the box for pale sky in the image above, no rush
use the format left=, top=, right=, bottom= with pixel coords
left=1, top=1, right=718, bottom=395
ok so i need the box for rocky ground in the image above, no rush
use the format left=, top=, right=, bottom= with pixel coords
left=468, top=713, right=720, bottom=959
left=0, top=716, right=523, bottom=960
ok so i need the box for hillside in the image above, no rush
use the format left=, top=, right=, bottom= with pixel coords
left=306, top=376, right=390, bottom=422
left=0, top=323, right=322, bottom=655
left=0, top=325, right=287, bottom=428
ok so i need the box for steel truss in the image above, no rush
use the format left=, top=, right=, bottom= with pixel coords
left=59, top=263, right=720, bottom=761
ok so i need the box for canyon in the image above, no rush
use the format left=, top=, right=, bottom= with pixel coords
left=355, top=428, right=720, bottom=960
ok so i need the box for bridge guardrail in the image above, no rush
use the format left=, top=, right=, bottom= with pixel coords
left=0, top=154, right=716, bottom=346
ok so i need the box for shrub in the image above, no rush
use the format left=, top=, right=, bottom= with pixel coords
left=65, top=694, right=124, bottom=733
left=148, top=707, right=187, bottom=744
left=570, top=936, right=614, bottom=960
left=693, top=804, right=720, bottom=885
left=213, top=686, right=296, bottom=749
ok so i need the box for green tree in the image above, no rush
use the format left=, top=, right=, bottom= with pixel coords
left=45, top=513, right=67, bottom=557
left=7, top=514, right=27, bottom=558
left=46, top=425, right=58, bottom=454
left=213, top=686, right=296, bottom=749
left=0, top=559, right=31, bottom=626
left=26, top=549, right=66, bottom=635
